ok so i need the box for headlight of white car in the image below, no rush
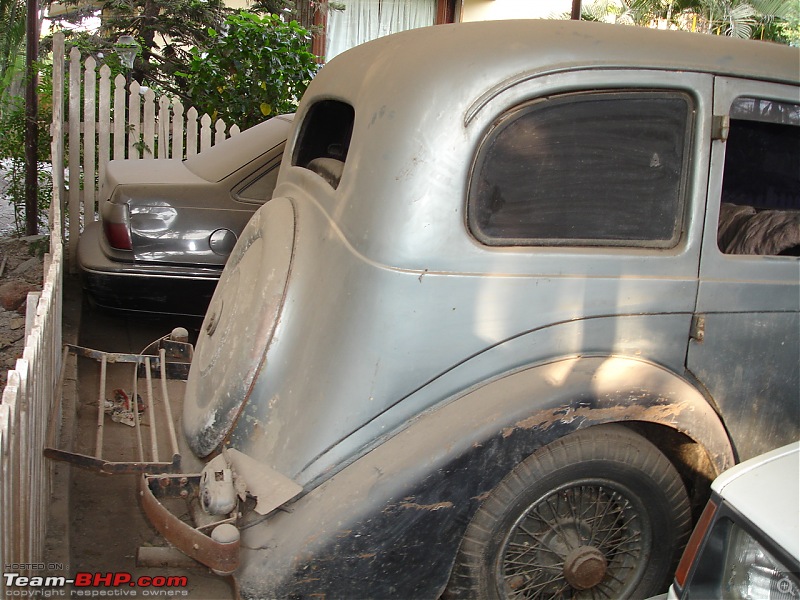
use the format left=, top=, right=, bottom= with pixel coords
left=678, top=509, right=799, bottom=600
left=722, top=522, right=797, bottom=599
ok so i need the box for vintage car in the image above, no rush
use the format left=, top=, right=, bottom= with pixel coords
left=655, top=441, right=799, bottom=600
left=77, top=114, right=293, bottom=318
left=141, top=19, right=799, bottom=599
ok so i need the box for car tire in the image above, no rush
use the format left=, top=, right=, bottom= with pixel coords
left=445, top=424, right=691, bottom=600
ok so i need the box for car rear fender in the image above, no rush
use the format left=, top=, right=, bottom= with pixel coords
left=235, top=355, right=734, bottom=599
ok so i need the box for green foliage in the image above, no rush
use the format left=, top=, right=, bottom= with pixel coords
left=47, top=0, right=233, bottom=96
left=0, top=0, right=25, bottom=104
left=179, top=12, right=318, bottom=130
left=0, top=63, right=53, bottom=235
left=580, top=0, right=798, bottom=42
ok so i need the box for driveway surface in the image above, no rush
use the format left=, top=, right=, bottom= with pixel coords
left=67, top=297, right=235, bottom=599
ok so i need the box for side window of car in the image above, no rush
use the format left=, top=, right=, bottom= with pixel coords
left=293, top=100, right=355, bottom=189
left=235, top=166, right=280, bottom=204
left=468, top=91, right=694, bottom=248
left=717, top=98, right=800, bottom=256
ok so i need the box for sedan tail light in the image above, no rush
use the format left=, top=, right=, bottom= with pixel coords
left=101, top=202, right=133, bottom=250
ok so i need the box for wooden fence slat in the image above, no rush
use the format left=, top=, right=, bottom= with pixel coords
left=0, top=403, right=8, bottom=596
left=142, top=88, right=156, bottom=159
left=98, top=65, right=111, bottom=201
left=186, top=106, right=199, bottom=157
left=200, top=113, right=212, bottom=153
left=158, top=96, right=170, bottom=159
left=214, top=119, right=227, bottom=146
left=128, top=81, right=141, bottom=159
left=113, top=74, right=126, bottom=160
left=83, top=56, right=97, bottom=221
left=50, top=34, right=65, bottom=237
left=67, top=47, right=81, bottom=269
left=172, top=100, right=185, bottom=159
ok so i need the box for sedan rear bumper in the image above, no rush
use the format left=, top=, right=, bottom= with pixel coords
left=78, top=221, right=221, bottom=318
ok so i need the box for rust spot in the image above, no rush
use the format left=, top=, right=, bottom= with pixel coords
left=472, top=491, right=491, bottom=503
left=335, top=530, right=353, bottom=539
left=398, top=501, right=454, bottom=511
left=358, top=553, right=376, bottom=559
left=503, top=400, right=692, bottom=438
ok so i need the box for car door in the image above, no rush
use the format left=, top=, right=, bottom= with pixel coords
left=687, top=77, right=800, bottom=462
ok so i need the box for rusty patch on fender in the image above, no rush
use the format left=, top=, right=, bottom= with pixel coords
left=502, top=399, right=693, bottom=439
left=398, top=501, right=454, bottom=511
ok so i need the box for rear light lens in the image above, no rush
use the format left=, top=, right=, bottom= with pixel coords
left=101, top=201, right=132, bottom=250
left=103, top=220, right=133, bottom=250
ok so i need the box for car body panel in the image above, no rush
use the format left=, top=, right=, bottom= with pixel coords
left=235, top=355, right=733, bottom=599
left=685, top=77, right=800, bottom=462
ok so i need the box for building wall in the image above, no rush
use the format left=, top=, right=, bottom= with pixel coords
left=459, top=0, right=572, bottom=22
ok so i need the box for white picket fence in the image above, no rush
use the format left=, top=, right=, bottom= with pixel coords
left=0, top=38, right=66, bottom=589
left=0, top=34, right=63, bottom=591
left=62, top=32, right=241, bottom=269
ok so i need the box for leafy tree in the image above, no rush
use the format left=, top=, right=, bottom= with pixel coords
left=179, top=11, right=318, bottom=129
left=46, top=0, right=303, bottom=103
left=580, top=0, right=798, bottom=42
left=47, top=0, right=234, bottom=95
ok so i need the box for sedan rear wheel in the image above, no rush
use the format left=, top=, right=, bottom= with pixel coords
left=446, top=425, right=691, bottom=600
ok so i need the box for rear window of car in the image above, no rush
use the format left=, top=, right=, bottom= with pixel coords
left=468, top=91, right=693, bottom=247
left=717, top=97, right=800, bottom=256
left=292, top=100, right=355, bottom=189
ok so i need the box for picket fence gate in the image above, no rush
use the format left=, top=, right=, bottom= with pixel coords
left=59, top=32, right=241, bottom=270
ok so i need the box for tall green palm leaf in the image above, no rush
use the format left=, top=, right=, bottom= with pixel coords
left=0, top=0, right=26, bottom=99
left=694, top=0, right=796, bottom=38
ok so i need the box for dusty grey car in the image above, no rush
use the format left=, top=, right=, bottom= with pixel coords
left=77, top=114, right=292, bottom=317
left=141, top=19, right=800, bottom=599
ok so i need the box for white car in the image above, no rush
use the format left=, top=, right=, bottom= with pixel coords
left=661, top=442, right=799, bottom=600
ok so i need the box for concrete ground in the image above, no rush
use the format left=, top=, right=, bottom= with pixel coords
left=59, top=284, right=236, bottom=599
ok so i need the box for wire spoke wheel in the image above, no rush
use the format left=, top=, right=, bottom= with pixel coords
left=445, top=425, right=691, bottom=600
left=497, top=481, right=650, bottom=599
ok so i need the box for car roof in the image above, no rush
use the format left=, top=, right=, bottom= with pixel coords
left=712, top=442, right=799, bottom=561
left=184, top=114, right=293, bottom=183
left=311, top=20, right=798, bottom=119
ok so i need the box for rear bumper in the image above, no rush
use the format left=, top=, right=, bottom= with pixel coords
left=139, top=473, right=240, bottom=575
left=78, top=221, right=221, bottom=317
